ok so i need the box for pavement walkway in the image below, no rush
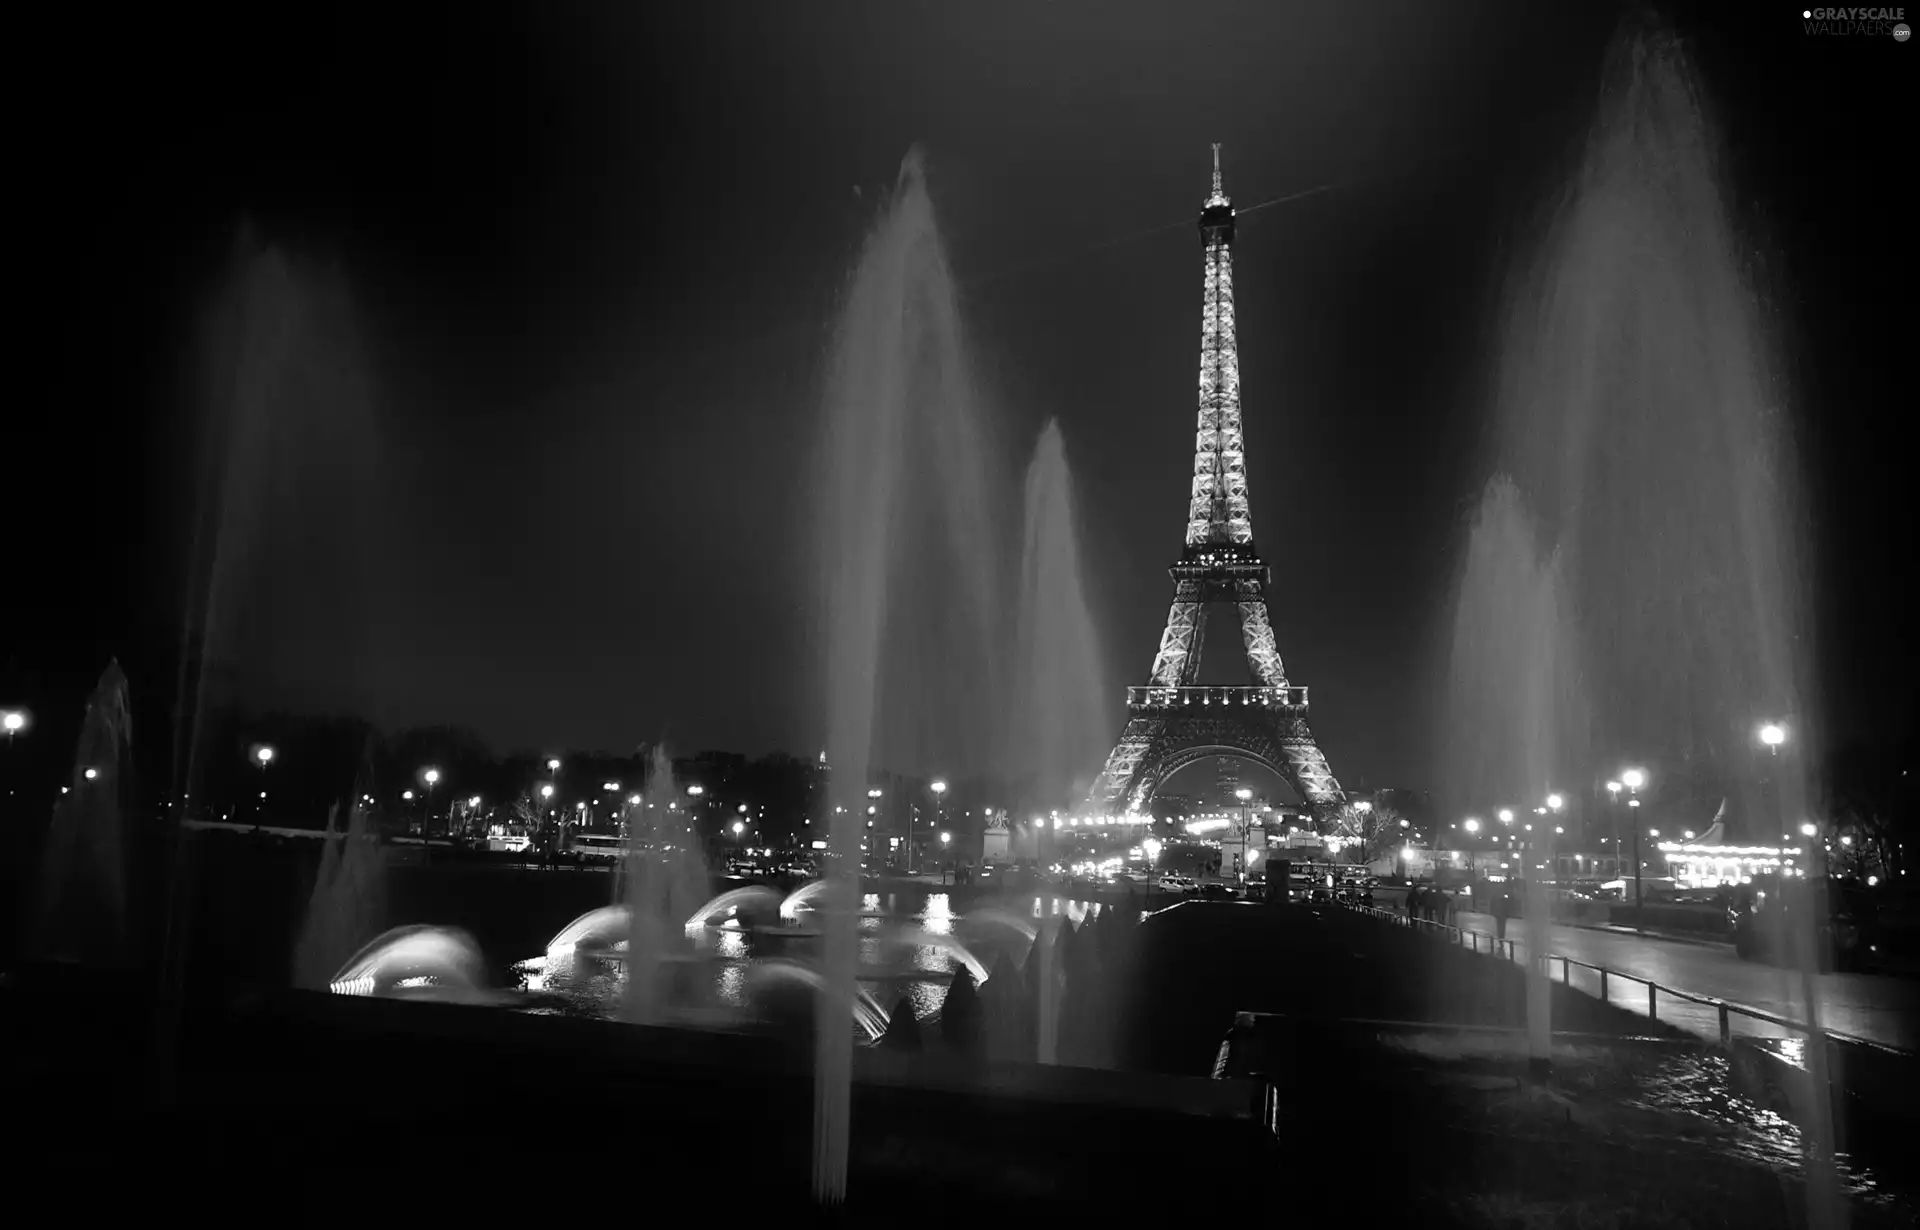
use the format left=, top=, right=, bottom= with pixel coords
left=1444, top=908, right=1918, bottom=1052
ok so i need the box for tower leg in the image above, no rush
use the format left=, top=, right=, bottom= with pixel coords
left=1235, top=580, right=1289, bottom=690
left=1147, top=581, right=1209, bottom=687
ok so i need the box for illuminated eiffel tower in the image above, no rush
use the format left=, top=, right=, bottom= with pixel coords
left=1090, top=146, right=1345, bottom=818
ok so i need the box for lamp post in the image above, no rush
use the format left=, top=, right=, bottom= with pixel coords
left=422, top=767, right=441, bottom=838
left=1618, top=767, right=1646, bottom=907
left=1235, top=788, right=1254, bottom=881
left=927, top=780, right=947, bottom=877
left=251, top=744, right=275, bottom=818
left=0, top=708, right=25, bottom=800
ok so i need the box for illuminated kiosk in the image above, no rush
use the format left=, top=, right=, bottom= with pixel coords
left=1654, top=809, right=1808, bottom=888
left=1658, top=840, right=1806, bottom=888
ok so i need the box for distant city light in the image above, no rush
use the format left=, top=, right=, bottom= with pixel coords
left=603, top=781, right=619, bottom=792
left=1800, top=822, right=1817, bottom=837
left=83, top=767, right=99, bottom=781
left=1606, top=781, right=1621, bottom=794
left=1546, top=793, right=1564, bottom=811
left=1497, top=809, right=1513, bottom=824
left=468, top=795, right=481, bottom=808
left=868, top=788, right=883, bottom=798
left=402, top=790, right=415, bottom=800
left=1463, top=817, right=1480, bottom=834
left=628, top=794, right=641, bottom=805
left=940, top=831, right=951, bottom=845
left=687, top=785, right=705, bottom=796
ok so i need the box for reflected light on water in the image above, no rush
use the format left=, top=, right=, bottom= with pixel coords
left=920, top=893, right=954, bottom=936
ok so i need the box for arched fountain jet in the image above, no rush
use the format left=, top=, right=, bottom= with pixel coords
left=685, top=886, right=782, bottom=933
left=748, top=960, right=891, bottom=1043
left=329, top=924, right=486, bottom=1000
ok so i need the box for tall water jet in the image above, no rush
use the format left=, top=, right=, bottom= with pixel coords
left=1448, top=478, right=1572, bottom=1065
left=175, top=235, right=382, bottom=817
left=1451, top=18, right=1829, bottom=1220
left=815, top=147, right=1005, bottom=1202
left=31, top=663, right=135, bottom=966
left=293, top=793, right=386, bottom=990
left=1475, top=21, right=1808, bottom=814
left=1013, top=420, right=1111, bottom=1062
left=621, top=747, right=708, bottom=1024
left=1014, top=420, right=1112, bottom=820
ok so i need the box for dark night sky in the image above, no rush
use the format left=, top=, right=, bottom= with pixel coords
left=8, top=1, right=1913, bottom=796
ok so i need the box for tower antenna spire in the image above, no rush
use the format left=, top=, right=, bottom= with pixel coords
left=1212, top=142, right=1222, bottom=197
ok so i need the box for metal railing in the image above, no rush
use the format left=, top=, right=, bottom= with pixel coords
left=1339, top=901, right=1907, bottom=1056
left=1126, top=685, right=1309, bottom=709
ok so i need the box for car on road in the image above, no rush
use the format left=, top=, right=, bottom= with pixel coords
left=1155, top=875, right=1199, bottom=895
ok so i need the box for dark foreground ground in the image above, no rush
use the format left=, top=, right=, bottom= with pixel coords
left=1127, top=901, right=1917, bottom=1229
left=6, top=858, right=1916, bottom=1226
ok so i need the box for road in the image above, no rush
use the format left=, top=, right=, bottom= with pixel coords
left=1436, top=907, right=1919, bottom=1052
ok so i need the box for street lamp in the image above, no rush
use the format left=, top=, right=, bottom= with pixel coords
left=1758, top=722, right=1787, bottom=751
left=1463, top=817, right=1481, bottom=834
left=926, top=779, right=947, bottom=876
left=422, top=767, right=441, bottom=837
left=1497, top=808, right=1513, bottom=824
left=1, top=708, right=27, bottom=740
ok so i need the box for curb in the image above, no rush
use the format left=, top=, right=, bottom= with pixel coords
left=1574, top=921, right=1733, bottom=949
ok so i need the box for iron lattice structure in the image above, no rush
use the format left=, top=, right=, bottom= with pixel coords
left=1091, top=146, right=1345, bottom=819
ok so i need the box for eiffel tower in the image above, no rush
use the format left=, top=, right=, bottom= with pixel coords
left=1090, top=146, right=1345, bottom=818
